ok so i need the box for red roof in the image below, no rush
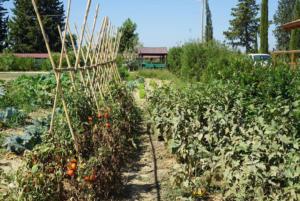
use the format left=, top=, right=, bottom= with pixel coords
left=281, top=19, right=300, bottom=31
left=13, top=53, right=49, bottom=59
left=138, top=47, right=168, bottom=55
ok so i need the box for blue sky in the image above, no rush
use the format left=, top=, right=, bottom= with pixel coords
left=5, top=0, right=279, bottom=50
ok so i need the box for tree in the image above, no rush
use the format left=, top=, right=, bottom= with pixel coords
left=289, top=0, right=300, bottom=50
left=205, top=0, right=213, bottom=42
left=224, top=0, right=259, bottom=53
left=0, top=0, right=8, bottom=52
left=273, top=0, right=296, bottom=50
left=119, top=18, right=139, bottom=53
left=9, top=0, right=65, bottom=53
left=260, top=0, right=268, bottom=53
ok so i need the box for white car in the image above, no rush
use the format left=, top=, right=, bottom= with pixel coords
left=248, top=53, right=271, bottom=66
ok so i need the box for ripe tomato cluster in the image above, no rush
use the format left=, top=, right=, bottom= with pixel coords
left=83, top=170, right=97, bottom=183
left=66, top=159, right=77, bottom=177
left=87, top=111, right=111, bottom=129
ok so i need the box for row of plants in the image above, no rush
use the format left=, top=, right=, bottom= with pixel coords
left=0, top=73, right=71, bottom=112
left=149, top=60, right=300, bottom=200
left=1, top=76, right=142, bottom=200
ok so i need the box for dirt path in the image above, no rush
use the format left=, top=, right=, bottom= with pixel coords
left=121, top=121, right=175, bottom=201
left=121, top=79, right=176, bottom=201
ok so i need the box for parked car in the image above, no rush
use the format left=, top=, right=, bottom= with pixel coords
left=248, top=53, right=271, bottom=66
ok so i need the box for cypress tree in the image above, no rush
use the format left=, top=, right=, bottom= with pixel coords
left=205, top=0, right=213, bottom=42
left=0, top=0, right=8, bottom=52
left=273, top=0, right=296, bottom=50
left=289, top=0, right=300, bottom=50
left=9, top=0, right=65, bottom=53
left=260, top=0, right=268, bottom=53
left=224, top=0, right=259, bottom=53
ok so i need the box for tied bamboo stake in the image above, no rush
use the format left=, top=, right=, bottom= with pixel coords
left=32, top=0, right=80, bottom=155
left=32, top=0, right=122, bottom=161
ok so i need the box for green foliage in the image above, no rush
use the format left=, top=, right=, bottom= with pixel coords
left=0, top=74, right=66, bottom=111
left=224, top=0, right=259, bottom=53
left=168, top=41, right=242, bottom=82
left=3, top=117, right=49, bottom=154
left=3, top=83, right=142, bottom=200
left=0, top=107, right=27, bottom=129
left=149, top=64, right=300, bottom=200
left=167, top=46, right=183, bottom=75
left=260, top=0, right=269, bottom=53
left=8, top=0, right=65, bottom=53
left=273, top=0, right=296, bottom=50
left=0, top=52, right=75, bottom=71
left=290, top=0, right=300, bottom=50
left=138, top=83, right=146, bottom=99
left=0, top=0, right=8, bottom=52
left=205, top=0, right=213, bottom=42
left=119, top=18, right=139, bottom=53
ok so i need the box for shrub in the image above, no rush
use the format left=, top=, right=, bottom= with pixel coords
left=167, top=46, right=182, bottom=75
left=168, top=41, right=245, bottom=81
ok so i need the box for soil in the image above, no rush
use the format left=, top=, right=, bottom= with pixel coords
left=120, top=79, right=176, bottom=201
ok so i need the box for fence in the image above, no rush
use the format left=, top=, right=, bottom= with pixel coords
left=32, top=0, right=122, bottom=155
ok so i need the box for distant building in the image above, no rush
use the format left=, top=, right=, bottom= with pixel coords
left=138, top=47, right=168, bottom=68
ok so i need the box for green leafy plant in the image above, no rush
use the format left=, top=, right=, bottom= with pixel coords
left=149, top=64, right=300, bottom=200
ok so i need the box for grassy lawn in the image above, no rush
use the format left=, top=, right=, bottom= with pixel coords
left=0, top=72, right=49, bottom=81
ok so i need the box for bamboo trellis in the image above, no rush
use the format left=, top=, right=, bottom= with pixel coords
left=31, top=0, right=122, bottom=154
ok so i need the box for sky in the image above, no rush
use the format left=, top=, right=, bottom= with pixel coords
left=4, top=0, right=279, bottom=50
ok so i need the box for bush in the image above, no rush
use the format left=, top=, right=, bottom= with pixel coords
left=168, top=41, right=245, bottom=81
left=167, top=46, right=182, bottom=75
left=0, top=52, right=76, bottom=72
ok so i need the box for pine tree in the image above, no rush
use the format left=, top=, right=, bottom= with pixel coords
left=9, top=0, right=65, bottom=53
left=224, top=0, right=259, bottom=53
left=260, top=0, right=268, bottom=53
left=0, top=0, right=8, bottom=52
left=273, top=0, right=296, bottom=50
left=289, top=0, right=300, bottom=50
left=205, top=0, right=213, bottom=42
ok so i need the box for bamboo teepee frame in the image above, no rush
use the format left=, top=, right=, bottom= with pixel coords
left=32, top=0, right=121, bottom=154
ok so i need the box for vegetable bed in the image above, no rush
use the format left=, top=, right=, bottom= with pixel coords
left=149, top=64, right=300, bottom=200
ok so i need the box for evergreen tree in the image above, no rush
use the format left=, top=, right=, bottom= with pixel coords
left=9, top=0, right=65, bottom=53
left=0, top=0, right=8, bottom=52
left=273, top=0, right=296, bottom=50
left=224, top=0, right=259, bottom=53
left=260, top=0, right=268, bottom=53
left=289, top=0, right=300, bottom=50
left=205, top=0, right=213, bottom=42
left=119, top=18, right=139, bottom=53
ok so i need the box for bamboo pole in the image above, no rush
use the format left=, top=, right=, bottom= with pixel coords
left=32, top=0, right=80, bottom=155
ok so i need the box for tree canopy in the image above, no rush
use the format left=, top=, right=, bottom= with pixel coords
left=260, top=0, right=268, bottom=53
left=0, top=0, right=8, bottom=52
left=273, top=0, right=296, bottom=50
left=205, top=0, right=213, bottom=42
left=9, top=0, right=65, bottom=53
left=289, top=0, right=300, bottom=50
left=224, top=0, right=259, bottom=53
left=118, top=18, right=139, bottom=53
